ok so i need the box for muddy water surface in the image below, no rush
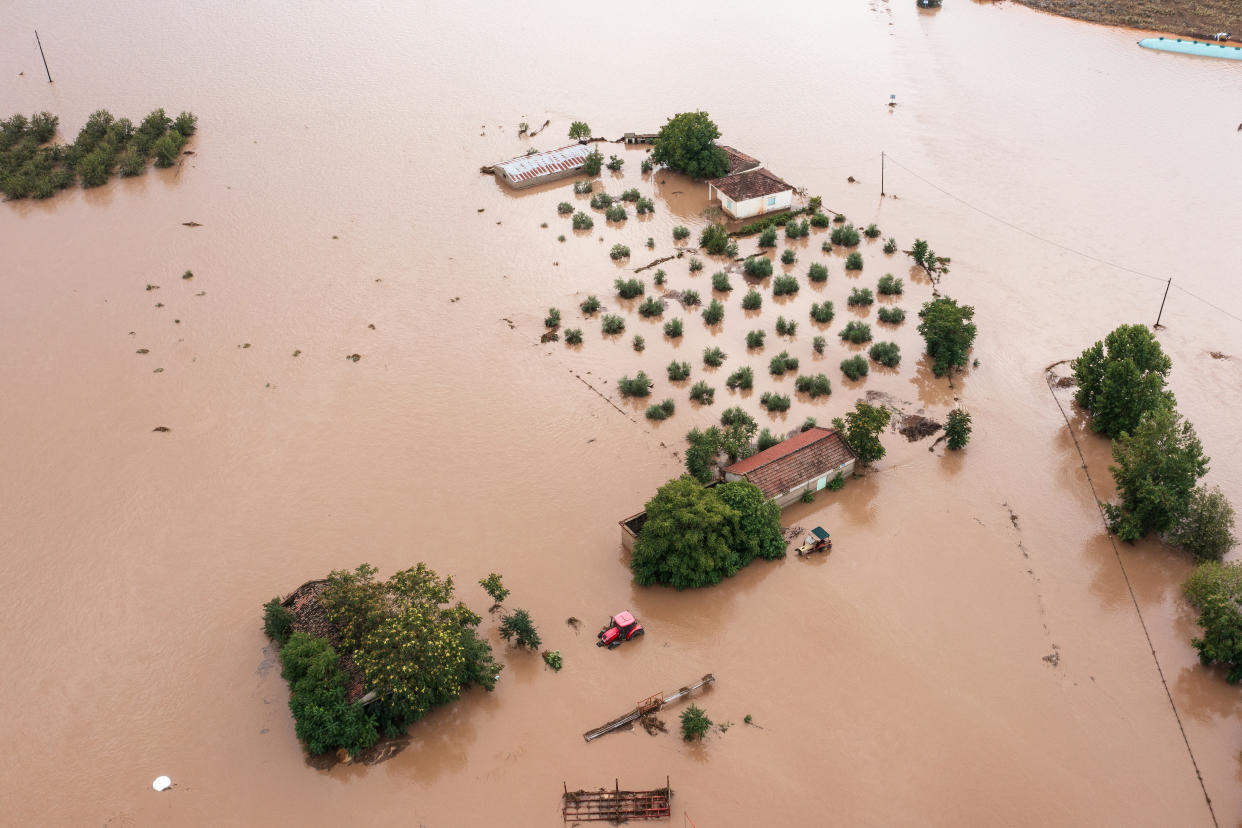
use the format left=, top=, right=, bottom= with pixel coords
left=3, top=1, right=1242, bottom=825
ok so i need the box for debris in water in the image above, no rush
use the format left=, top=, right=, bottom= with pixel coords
left=153, top=368, right=164, bottom=373
left=181, top=221, right=202, bottom=227
left=182, top=271, right=193, bottom=279
left=541, top=331, right=559, bottom=343
left=240, top=343, right=251, bottom=349
left=477, top=208, right=485, bottom=213
left=899, top=414, right=941, bottom=442
left=152, top=776, right=172, bottom=792
left=1210, top=351, right=1231, bottom=360
left=347, top=353, right=361, bottom=362
left=332, top=235, right=339, bottom=239
left=566, top=616, right=581, bottom=630
left=136, top=348, right=149, bottom=354
left=292, top=350, right=301, bottom=357
left=368, top=323, right=376, bottom=329
left=640, top=714, right=667, bottom=735
left=847, top=176, right=857, bottom=183
left=152, top=426, right=171, bottom=433
left=1042, top=646, right=1061, bottom=667
left=195, top=291, right=205, bottom=297
left=501, top=317, right=515, bottom=330
left=145, top=284, right=159, bottom=291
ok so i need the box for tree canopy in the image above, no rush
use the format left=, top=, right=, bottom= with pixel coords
left=832, top=401, right=891, bottom=466
left=650, top=111, right=729, bottom=180
left=917, top=297, right=977, bottom=377
left=568, top=121, right=591, bottom=140
left=1103, top=407, right=1208, bottom=542
left=1167, top=485, right=1237, bottom=563
left=1071, top=324, right=1174, bottom=438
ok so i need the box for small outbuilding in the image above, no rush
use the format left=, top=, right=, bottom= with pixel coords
left=707, top=166, right=795, bottom=220
left=493, top=144, right=593, bottom=189
left=723, top=427, right=855, bottom=507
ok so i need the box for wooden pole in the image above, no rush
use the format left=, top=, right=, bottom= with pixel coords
left=1155, top=277, right=1171, bottom=328
left=34, top=30, right=53, bottom=83
left=880, top=151, right=885, bottom=197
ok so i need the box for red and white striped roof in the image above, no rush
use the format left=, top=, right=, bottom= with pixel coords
left=496, top=144, right=592, bottom=183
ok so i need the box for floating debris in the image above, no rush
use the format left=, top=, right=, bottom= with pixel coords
left=346, top=353, right=361, bottom=362
left=152, top=776, right=172, bottom=792
left=145, top=284, right=159, bottom=291
left=181, top=221, right=202, bottom=227
left=136, top=348, right=149, bottom=354
left=562, top=778, right=671, bottom=822
left=182, top=270, right=193, bottom=279
left=152, top=426, right=171, bottom=433
left=292, top=350, right=301, bottom=357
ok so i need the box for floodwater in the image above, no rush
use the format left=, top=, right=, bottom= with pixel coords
left=2, top=1, right=1241, bottom=825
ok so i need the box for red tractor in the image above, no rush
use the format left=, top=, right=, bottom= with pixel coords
left=596, top=611, right=644, bottom=649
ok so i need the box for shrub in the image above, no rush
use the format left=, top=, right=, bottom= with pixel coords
left=606, top=154, right=624, bottom=171
left=574, top=179, right=593, bottom=194
left=568, top=120, right=591, bottom=140
left=615, top=278, right=645, bottom=299
left=674, top=290, right=699, bottom=309
left=544, top=308, right=561, bottom=328
left=785, top=219, right=809, bottom=239
left=654, top=269, right=667, bottom=286
left=580, top=295, right=601, bottom=314
left=742, top=290, right=762, bottom=311
left=794, top=374, right=832, bottom=398
left=712, top=271, right=732, bottom=292
left=760, top=391, right=791, bottom=412
left=690, top=381, right=715, bottom=405
left=646, top=398, right=676, bottom=420
left=774, top=276, right=801, bottom=297
left=703, top=346, right=726, bottom=367
left=821, top=240, right=833, bottom=253
left=280, top=633, right=378, bottom=756
left=726, top=240, right=739, bottom=258
left=610, top=244, right=631, bottom=260
left=117, top=147, right=146, bottom=177
left=263, top=598, right=294, bottom=646
left=801, top=417, right=818, bottom=431
left=839, top=321, right=872, bottom=343
left=590, top=192, right=613, bottom=209
left=744, top=257, right=773, bottom=278
left=769, top=351, right=799, bottom=375
left=758, top=428, right=783, bottom=452
left=632, top=334, right=645, bottom=351
left=641, top=158, right=653, bottom=173
left=801, top=489, right=815, bottom=503
left=572, top=211, right=594, bottom=230
left=827, top=472, right=845, bottom=491
left=848, top=288, right=874, bottom=306
left=918, top=297, right=978, bottom=378
left=869, top=341, right=901, bottom=367
left=877, top=306, right=905, bottom=324
left=726, top=366, right=754, bottom=390
left=543, top=650, right=563, bottom=671
left=845, top=252, right=864, bottom=271
left=636, top=197, right=655, bottom=214
left=620, top=188, right=640, bottom=202
left=673, top=225, right=691, bottom=241
left=681, top=704, right=713, bottom=741
left=746, top=330, right=766, bottom=349
left=810, top=212, right=831, bottom=228
left=499, top=609, right=542, bottom=649
left=776, top=317, right=798, bottom=337
left=840, top=355, right=869, bottom=380
left=618, top=371, right=653, bottom=397
left=564, top=328, right=583, bottom=345
left=664, top=318, right=684, bottom=338
left=831, top=401, right=891, bottom=465
left=944, top=408, right=972, bottom=451
left=583, top=149, right=603, bottom=175
left=833, top=213, right=846, bottom=224
left=638, top=296, right=664, bottom=317
left=601, top=314, right=626, bottom=334
left=647, top=237, right=655, bottom=248
left=758, top=226, right=778, bottom=248
left=78, top=149, right=113, bottom=186
left=700, top=223, right=729, bottom=255
left=1072, top=324, right=1173, bottom=438
left=864, top=223, right=880, bottom=239
left=831, top=223, right=861, bottom=246
left=883, top=237, right=898, bottom=254
left=813, top=336, right=826, bottom=354
left=668, top=361, right=691, bottom=381
left=152, top=131, right=185, bottom=168
left=1167, top=486, right=1238, bottom=563
left=689, top=257, right=704, bottom=272
left=807, top=263, right=828, bottom=283
left=780, top=249, right=796, bottom=265
left=877, top=274, right=903, bottom=295
left=605, top=205, right=627, bottom=222
left=810, top=302, right=834, bottom=324
left=479, top=573, right=510, bottom=604
left=702, top=299, right=725, bottom=325
left=557, top=201, right=574, bottom=215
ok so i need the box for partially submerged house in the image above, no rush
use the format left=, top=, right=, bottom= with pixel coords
left=707, top=166, right=795, bottom=220
left=492, top=144, right=592, bottom=189
left=723, top=427, right=855, bottom=508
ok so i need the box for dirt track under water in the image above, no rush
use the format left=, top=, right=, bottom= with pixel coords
left=2, top=2, right=1242, bottom=825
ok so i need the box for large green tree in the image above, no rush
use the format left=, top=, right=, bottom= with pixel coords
left=1071, top=324, right=1174, bottom=438
left=650, top=111, right=729, bottom=180
left=716, top=479, right=786, bottom=562
left=631, top=476, right=745, bottom=589
left=1167, top=485, right=1237, bottom=563
left=917, top=297, right=977, bottom=377
left=832, top=401, right=891, bottom=466
left=1183, top=564, right=1242, bottom=683
left=1103, top=407, right=1208, bottom=542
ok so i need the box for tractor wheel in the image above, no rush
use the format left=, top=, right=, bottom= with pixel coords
left=608, top=641, right=621, bottom=649
left=630, top=629, right=645, bottom=639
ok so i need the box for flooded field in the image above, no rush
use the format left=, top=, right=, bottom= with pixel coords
left=2, top=1, right=1241, bottom=825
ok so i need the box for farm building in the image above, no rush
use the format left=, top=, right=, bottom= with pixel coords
left=723, top=427, right=855, bottom=507
left=492, top=144, right=592, bottom=189
left=707, top=166, right=795, bottom=220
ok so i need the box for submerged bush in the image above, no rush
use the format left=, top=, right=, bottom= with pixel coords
left=583, top=149, right=602, bottom=175
left=807, top=263, right=828, bottom=283
left=609, top=244, right=631, bottom=260
left=758, top=226, right=778, bottom=248
left=668, top=360, right=691, bottom=381
left=615, top=278, right=645, bottom=299
left=785, top=219, right=810, bottom=239
left=757, top=428, right=783, bottom=452
left=638, top=296, right=664, bottom=317
left=605, top=205, right=628, bottom=222
left=746, top=330, right=766, bottom=349
left=673, top=225, right=691, bottom=241
left=544, top=307, right=561, bottom=328
left=848, top=287, right=874, bottom=306
left=564, top=328, right=584, bottom=345
left=580, top=295, right=601, bottom=315
left=573, top=179, right=594, bottom=194
left=877, top=274, right=903, bottom=295
left=839, top=321, right=872, bottom=344
left=744, top=257, right=773, bottom=278
left=883, top=237, right=898, bottom=254
left=700, top=223, right=729, bottom=255
left=557, top=201, right=574, bottom=215
left=844, top=252, right=864, bottom=271
left=636, top=197, right=654, bottom=214
left=810, top=212, right=831, bottom=228
left=795, top=373, right=832, bottom=398
left=877, top=306, right=905, bottom=324
left=944, top=408, right=973, bottom=451
left=664, top=318, right=684, bottom=338
left=775, top=316, right=798, bottom=337
left=681, top=704, right=713, bottom=741
left=280, top=633, right=378, bottom=756
left=772, top=275, right=799, bottom=296
left=760, top=391, right=791, bottom=412
left=840, top=355, right=869, bottom=380
left=641, top=158, right=653, bottom=173
left=601, top=314, right=626, bottom=334
left=703, top=346, right=727, bottom=367
left=869, top=341, right=901, bottom=367
left=831, top=223, right=861, bottom=246
left=690, top=381, right=715, bottom=405
left=864, top=223, right=881, bottom=239
left=499, top=609, right=542, bottom=650
left=769, top=351, right=799, bottom=375
left=653, top=269, right=667, bottom=286
left=263, top=598, right=294, bottom=647
left=813, top=335, right=826, bottom=354
left=618, top=371, right=653, bottom=397
left=590, top=192, right=613, bottom=209
left=689, top=257, right=704, bottom=272
left=572, top=211, right=594, bottom=230
left=606, top=154, right=624, bottom=171
left=742, top=290, right=762, bottom=311
left=632, top=334, right=645, bottom=351
left=712, top=271, right=732, bottom=292
left=726, top=366, right=754, bottom=390
left=620, top=188, right=641, bottom=202
left=681, top=289, right=701, bottom=306
left=810, top=302, right=835, bottom=324
left=702, top=299, right=725, bottom=325
left=646, top=398, right=676, bottom=420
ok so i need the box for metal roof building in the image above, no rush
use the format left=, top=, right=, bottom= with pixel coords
left=493, top=144, right=592, bottom=189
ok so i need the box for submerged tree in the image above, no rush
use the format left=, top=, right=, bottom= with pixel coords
left=568, top=120, right=591, bottom=140
left=832, top=401, right=891, bottom=466
left=1167, top=485, right=1237, bottom=563
left=631, top=476, right=745, bottom=589
left=650, top=111, right=729, bottom=180
left=917, top=297, right=977, bottom=378
left=1071, top=324, right=1174, bottom=439
left=944, top=409, right=972, bottom=450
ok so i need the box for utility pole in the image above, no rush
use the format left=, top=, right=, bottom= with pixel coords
left=880, top=151, right=885, bottom=197
left=34, top=31, right=52, bottom=83
left=1154, top=277, right=1172, bottom=328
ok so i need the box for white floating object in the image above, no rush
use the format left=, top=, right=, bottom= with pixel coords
left=152, top=776, right=172, bottom=792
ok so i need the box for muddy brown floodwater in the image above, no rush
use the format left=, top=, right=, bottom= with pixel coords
left=3, top=1, right=1242, bottom=826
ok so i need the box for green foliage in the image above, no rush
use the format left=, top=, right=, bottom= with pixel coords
left=726, top=240, right=739, bottom=258
left=1103, top=407, right=1208, bottom=542
left=877, top=274, right=903, bottom=295
left=650, top=111, right=729, bottom=179
left=848, top=287, right=874, bottom=306
left=610, top=244, right=631, bottom=260
left=810, top=302, right=834, bottom=324
left=911, top=239, right=952, bottom=277
left=668, top=360, right=691, bottom=381
left=543, top=649, right=563, bottom=670
left=917, top=297, right=977, bottom=377
left=646, top=398, right=677, bottom=420
left=580, top=295, right=601, bottom=315
left=703, top=299, right=725, bottom=325
left=1167, top=486, right=1237, bottom=563
left=712, top=271, right=732, bottom=292
left=1188, top=582, right=1242, bottom=683
left=742, top=290, right=762, bottom=311
left=590, top=192, right=612, bottom=208
left=883, top=237, right=898, bottom=254
left=744, top=257, right=773, bottom=278
left=499, top=609, right=542, bottom=650
left=664, top=318, right=684, bottom=338
left=758, top=227, right=778, bottom=248
left=620, top=188, right=641, bottom=202
left=840, top=355, right=869, bottom=381
left=877, top=306, right=905, bottom=324
left=807, top=263, right=828, bottom=283
left=768, top=351, right=799, bottom=375
left=684, top=429, right=718, bottom=482
left=681, top=289, right=701, bottom=306
left=944, top=409, right=972, bottom=450
left=868, top=341, right=901, bottom=367
left=280, top=633, right=378, bottom=756
left=703, top=347, right=726, bottom=367
left=601, top=314, right=626, bottom=334
left=801, top=489, right=815, bottom=503
left=544, top=307, right=561, bottom=328
left=864, top=223, right=881, bottom=239
left=827, top=472, right=845, bottom=491
left=746, top=330, right=766, bottom=349
left=556, top=201, right=574, bottom=216
left=831, top=223, right=861, bottom=246
left=821, top=240, right=833, bottom=253
left=839, top=321, right=872, bottom=344
left=673, top=225, right=691, bottom=241
left=758, top=428, right=783, bottom=452
left=263, top=598, right=294, bottom=646
left=719, top=407, right=758, bottom=457
left=636, top=197, right=655, bottom=214
left=1071, top=324, right=1174, bottom=438
left=794, top=373, right=832, bottom=398
left=785, top=219, right=810, bottom=239
left=152, top=130, right=186, bottom=168
left=572, top=211, right=594, bottom=230
left=630, top=478, right=740, bottom=589
left=606, top=154, right=624, bottom=171
left=654, top=269, right=667, bottom=286
left=618, top=371, right=654, bottom=397
left=568, top=120, right=591, bottom=140
left=574, top=179, right=594, bottom=194
left=689, top=257, right=704, bottom=272
left=810, top=212, right=831, bottom=228
left=641, top=158, right=653, bottom=174
left=700, top=223, right=730, bottom=254
left=615, top=278, right=645, bottom=299
left=772, top=275, right=799, bottom=296
left=681, top=704, right=713, bottom=741
left=775, top=316, right=797, bottom=337
left=632, top=334, right=645, bottom=351
left=811, top=337, right=826, bottom=356
left=808, top=196, right=823, bottom=212
left=647, top=237, right=655, bottom=248
left=718, top=479, right=784, bottom=561
left=844, top=252, right=864, bottom=271
left=1186, top=561, right=1242, bottom=611
left=479, top=573, right=510, bottom=604
left=831, top=401, right=890, bottom=465
left=760, top=391, right=791, bottom=411
left=638, top=296, right=664, bottom=317
left=726, top=366, right=754, bottom=390
left=583, top=149, right=603, bottom=175
left=689, top=381, right=715, bottom=405
left=605, top=205, right=627, bottom=222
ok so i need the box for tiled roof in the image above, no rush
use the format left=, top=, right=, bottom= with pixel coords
left=710, top=167, right=793, bottom=202
left=495, top=144, right=591, bottom=183
left=725, top=427, right=855, bottom=499
left=717, top=145, right=762, bottom=176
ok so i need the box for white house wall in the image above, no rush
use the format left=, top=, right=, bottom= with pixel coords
left=722, top=189, right=793, bottom=219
